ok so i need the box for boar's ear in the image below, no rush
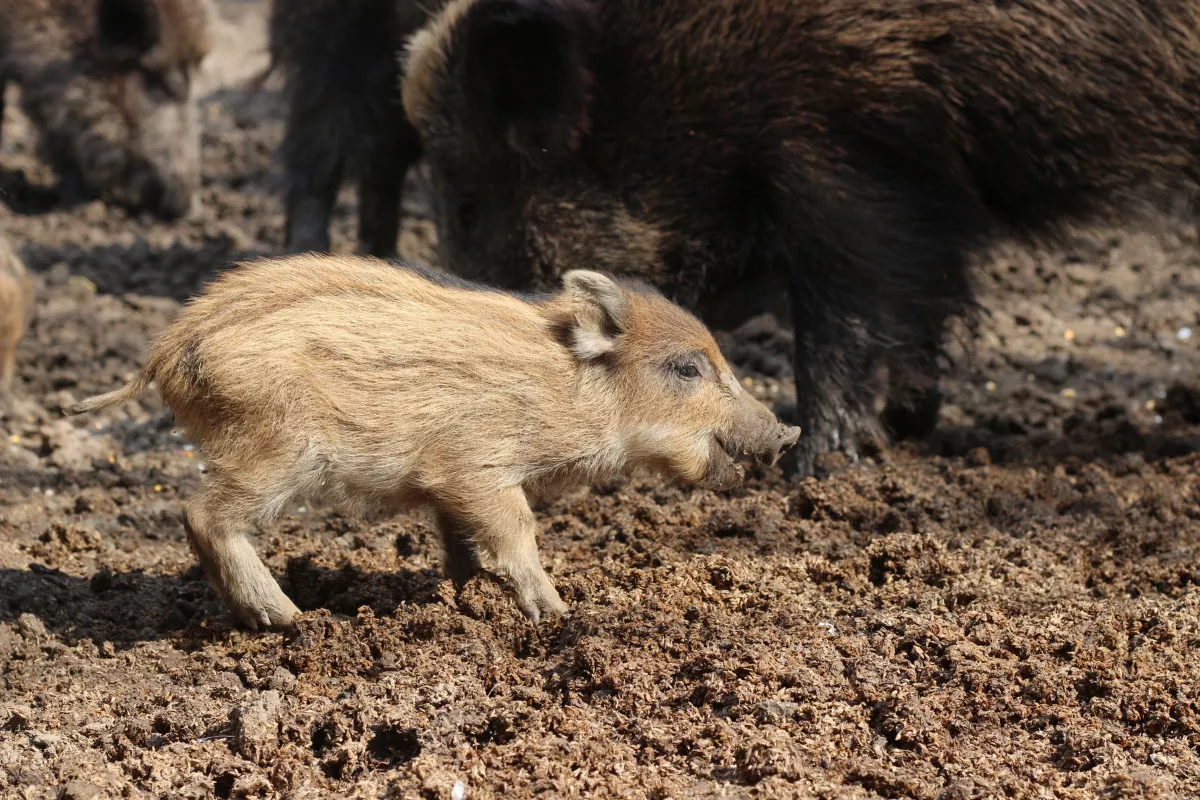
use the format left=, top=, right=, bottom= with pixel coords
left=96, top=0, right=160, bottom=62
left=459, top=0, right=596, bottom=160
left=563, top=270, right=631, bottom=360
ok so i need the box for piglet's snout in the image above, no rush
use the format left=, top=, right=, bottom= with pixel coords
left=727, top=391, right=802, bottom=467
left=730, top=423, right=802, bottom=467
left=769, top=425, right=802, bottom=465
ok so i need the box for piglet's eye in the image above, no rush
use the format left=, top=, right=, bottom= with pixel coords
left=675, top=361, right=701, bottom=379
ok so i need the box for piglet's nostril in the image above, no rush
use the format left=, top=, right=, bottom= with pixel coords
left=776, top=425, right=802, bottom=456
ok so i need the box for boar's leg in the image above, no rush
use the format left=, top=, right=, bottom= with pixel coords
left=183, top=490, right=301, bottom=630
left=879, top=338, right=946, bottom=443
left=356, top=117, right=421, bottom=259
left=436, top=488, right=567, bottom=623
left=283, top=171, right=342, bottom=255
left=280, top=102, right=345, bottom=254
left=434, top=510, right=482, bottom=588
left=780, top=159, right=978, bottom=477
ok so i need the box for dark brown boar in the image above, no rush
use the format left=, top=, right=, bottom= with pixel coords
left=267, top=0, right=446, bottom=257
left=0, top=0, right=212, bottom=219
left=401, top=0, right=1200, bottom=476
left=0, top=233, right=34, bottom=396
left=67, top=256, right=799, bottom=629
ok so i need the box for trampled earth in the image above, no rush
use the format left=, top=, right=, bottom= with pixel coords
left=1, top=2, right=1198, bottom=798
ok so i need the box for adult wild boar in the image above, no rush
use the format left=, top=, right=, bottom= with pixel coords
left=0, top=0, right=212, bottom=219
left=67, top=256, right=799, bottom=629
left=268, top=0, right=445, bottom=256
left=0, top=233, right=34, bottom=396
left=401, top=0, right=1200, bottom=475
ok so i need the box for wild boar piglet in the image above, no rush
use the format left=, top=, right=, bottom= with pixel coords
left=68, top=256, right=800, bottom=629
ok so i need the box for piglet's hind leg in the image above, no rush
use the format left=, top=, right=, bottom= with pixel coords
left=184, top=489, right=300, bottom=631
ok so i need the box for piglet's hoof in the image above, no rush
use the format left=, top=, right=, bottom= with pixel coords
left=516, top=588, right=569, bottom=624
left=230, top=595, right=302, bottom=632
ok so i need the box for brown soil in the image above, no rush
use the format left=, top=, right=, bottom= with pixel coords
left=1, top=3, right=1199, bottom=798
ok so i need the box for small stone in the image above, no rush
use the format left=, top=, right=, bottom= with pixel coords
left=231, top=690, right=283, bottom=764
left=17, top=614, right=46, bottom=639
left=59, top=780, right=102, bottom=800
left=3, top=708, right=31, bottom=731
left=46, top=262, right=71, bottom=286
left=268, top=666, right=297, bottom=692
left=83, top=200, right=107, bottom=223
left=966, top=447, right=992, bottom=467
left=752, top=700, right=800, bottom=725
left=210, top=671, right=244, bottom=698
left=1032, top=355, right=1070, bottom=384
left=124, top=718, right=153, bottom=746
left=31, top=732, right=62, bottom=750
left=66, top=275, right=97, bottom=296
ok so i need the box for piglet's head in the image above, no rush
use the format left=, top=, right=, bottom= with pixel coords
left=552, top=270, right=801, bottom=490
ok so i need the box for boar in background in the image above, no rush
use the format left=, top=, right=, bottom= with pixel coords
left=402, top=0, right=1200, bottom=475
left=0, top=0, right=213, bottom=219
left=0, top=233, right=34, bottom=396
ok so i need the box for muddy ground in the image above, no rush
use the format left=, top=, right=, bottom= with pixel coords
left=2, top=3, right=1199, bottom=798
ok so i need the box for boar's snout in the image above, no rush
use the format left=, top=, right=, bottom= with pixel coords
left=134, top=171, right=195, bottom=221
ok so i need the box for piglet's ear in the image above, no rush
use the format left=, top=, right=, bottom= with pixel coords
left=563, top=270, right=631, bottom=360
left=459, top=0, right=596, bottom=161
left=96, top=0, right=160, bottom=61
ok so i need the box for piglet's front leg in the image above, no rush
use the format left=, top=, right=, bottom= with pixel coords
left=436, top=488, right=567, bottom=623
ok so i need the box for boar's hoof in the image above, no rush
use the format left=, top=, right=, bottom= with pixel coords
left=229, top=595, right=302, bottom=632
left=784, top=406, right=875, bottom=480
left=785, top=447, right=826, bottom=481
left=880, top=386, right=943, bottom=442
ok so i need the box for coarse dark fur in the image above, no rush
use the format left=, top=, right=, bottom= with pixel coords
left=266, top=0, right=446, bottom=257
left=402, top=0, right=1200, bottom=476
left=0, top=0, right=212, bottom=219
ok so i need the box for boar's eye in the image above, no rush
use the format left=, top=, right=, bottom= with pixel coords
left=674, top=361, right=701, bottom=380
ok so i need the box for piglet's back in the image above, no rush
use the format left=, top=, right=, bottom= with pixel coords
left=148, top=256, right=574, bottom=447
